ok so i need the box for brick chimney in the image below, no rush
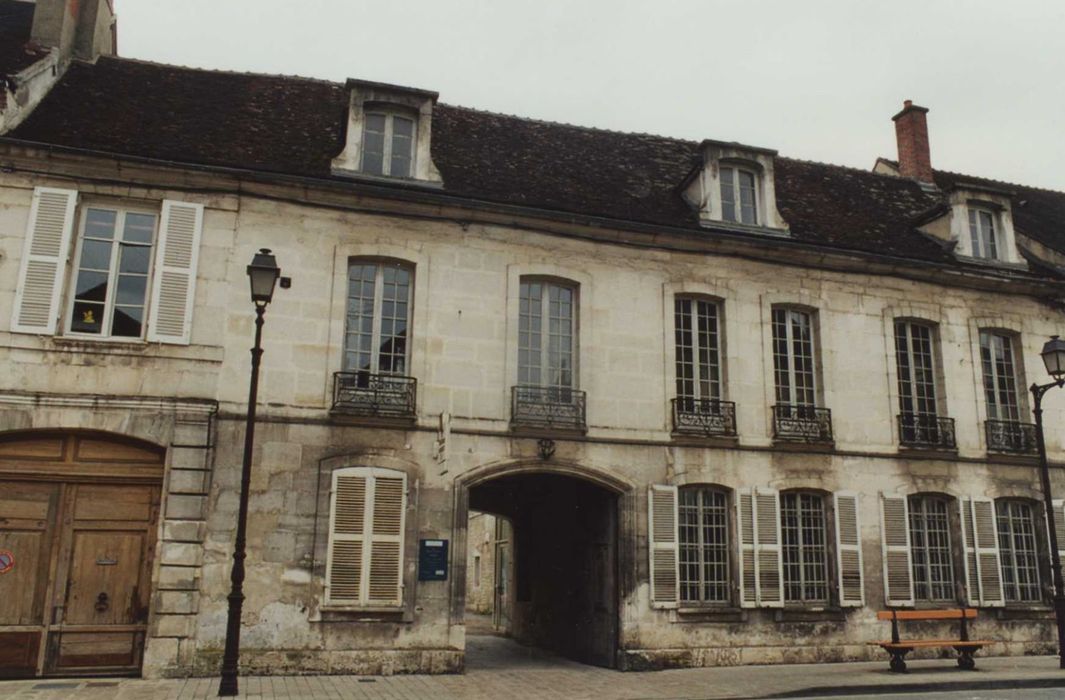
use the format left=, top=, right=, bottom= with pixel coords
left=892, top=100, right=933, bottom=183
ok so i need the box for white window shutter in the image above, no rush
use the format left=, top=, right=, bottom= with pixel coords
left=966, top=498, right=1004, bottom=607
left=647, top=485, right=679, bottom=609
left=736, top=488, right=757, bottom=608
left=753, top=488, right=784, bottom=608
left=366, top=472, right=406, bottom=606
left=880, top=493, right=915, bottom=607
left=147, top=200, right=203, bottom=345
left=325, top=471, right=368, bottom=605
left=11, top=187, right=77, bottom=335
left=834, top=491, right=865, bottom=607
left=1053, top=500, right=1065, bottom=566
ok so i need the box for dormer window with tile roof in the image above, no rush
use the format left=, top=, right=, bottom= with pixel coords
left=681, top=141, right=788, bottom=235
left=332, top=79, right=442, bottom=185
left=946, top=188, right=1025, bottom=268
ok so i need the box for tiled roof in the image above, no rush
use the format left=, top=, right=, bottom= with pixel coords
left=0, top=0, right=48, bottom=77
left=7, top=55, right=1064, bottom=274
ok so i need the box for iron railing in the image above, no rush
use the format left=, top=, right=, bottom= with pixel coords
left=772, top=404, right=833, bottom=443
left=331, top=371, right=417, bottom=419
left=985, top=419, right=1038, bottom=454
left=672, top=398, right=737, bottom=438
left=510, top=385, right=586, bottom=432
left=897, top=414, right=957, bottom=450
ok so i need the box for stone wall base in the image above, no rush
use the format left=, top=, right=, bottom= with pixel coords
left=177, top=649, right=464, bottom=677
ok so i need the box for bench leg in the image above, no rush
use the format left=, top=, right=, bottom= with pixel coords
left=889, top=649, right=909, bottom=673
left=955, top=647, right=976, bottom=671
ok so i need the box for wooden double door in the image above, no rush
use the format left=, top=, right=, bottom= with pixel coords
left=0, top=432, right=163, bottom=678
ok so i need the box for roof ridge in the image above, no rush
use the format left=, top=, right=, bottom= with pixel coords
left=97, top=54, right=345, bottom=88
left=934, top=167, right=1065, bottom=197
left=438, top=102, right=702, bottom=146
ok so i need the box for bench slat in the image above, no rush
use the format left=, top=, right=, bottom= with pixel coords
left=876, top=609, right=976, bottom=621
left=873, top=640, right=991, bottom=648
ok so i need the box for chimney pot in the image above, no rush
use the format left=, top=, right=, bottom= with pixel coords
left=892, top=100, right=933, bottom=183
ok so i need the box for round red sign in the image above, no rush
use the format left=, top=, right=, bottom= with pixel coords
left=0, top=550, right=13, bottom=575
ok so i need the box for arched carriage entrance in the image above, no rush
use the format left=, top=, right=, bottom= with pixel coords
left=462, top=462, right=625, bottom=668
left=0, top=431, right=164, bottom=678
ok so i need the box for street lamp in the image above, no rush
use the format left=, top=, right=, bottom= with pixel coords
left=219, top=249, right=289, bottom=696
left=1032, top=334, right=1065, bottom=670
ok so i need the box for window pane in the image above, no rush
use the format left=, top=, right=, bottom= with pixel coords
left=720, top=167, right=736, bottom=222
left=116, top=274, right=147, bottom=306
left=79, top=239, right=113, bottom=270
left=111, top=305, right=144, bottom=337
left=362, top=114, right=387, bottom=175
left=123, top=213, right=156, bottom=243
left=119, top=244, right=152, bottom=274
left=738, top=170, right=757, bottom=224
left=74, top=270, right=108, bottom=302
left=84, top=208, right=117, bottom=239
left=70, top=301, right=105, bottom=334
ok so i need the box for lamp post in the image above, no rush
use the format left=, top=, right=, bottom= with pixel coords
left=1031, top=334, right=1065, bottom=670
left=219, top=249, right=286, bottom=696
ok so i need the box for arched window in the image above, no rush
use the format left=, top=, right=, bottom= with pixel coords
left=678, top=486, right=730, bottom=604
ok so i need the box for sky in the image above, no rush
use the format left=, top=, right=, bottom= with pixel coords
left=116, top=0, right=1065, bottom=191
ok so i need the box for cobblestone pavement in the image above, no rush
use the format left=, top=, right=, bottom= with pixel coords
left=1, top=636, right=1063, bottom=700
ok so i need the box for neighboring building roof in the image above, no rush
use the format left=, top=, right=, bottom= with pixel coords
left=0, top=0, right=48, bottom=77
left=6, top=55, right=1064, bottom=275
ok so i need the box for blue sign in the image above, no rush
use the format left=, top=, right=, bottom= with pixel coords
left=418, top=539, right=448, bottom=581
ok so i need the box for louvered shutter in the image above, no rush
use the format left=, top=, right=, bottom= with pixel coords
left=736, top=488, right=757, bottom=608
left=834, top=491, right=865, bottom=607
left=970, top=499, right=1004, bottom=607
left=326, top=471, right=368, bottom=605
left=367, top=472, right=406, bottom=607
left=648, top=485, right=679, bottom=608
left=1053, top=500, right=1065, bottom=567
left=754, top=488, right=784, bottom=608
left=11, top=187, right=77, bottom=334
left=146, top=200, right=203, bottom=344
left=880, top=493, right=915, bottom=607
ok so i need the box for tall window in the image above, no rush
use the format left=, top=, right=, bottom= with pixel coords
left=675, top=297, right=721, bottom=402
left=518, top=279, right=576, bottom=390
left=678, top=487, right=730, bottom=604
left=720, top=166, right=757, bottom=225
left=362, top=111, right=415, bottom=178
left=908, top=495, right=956, bottom=602
left=968, top=207, right=999, bottom=260
left=67, top=206, right=157, bottom=338
left=996, top=500, right=1042, bottom=603
left=980, top=331, right=1021, bottom=421
left=895, top=321, right=939, bottom=418
left=772, top=308, right=816, bottom=407
left=344, top=261, right=413, bottom=375
left=780, top=492, right=829, bottom=604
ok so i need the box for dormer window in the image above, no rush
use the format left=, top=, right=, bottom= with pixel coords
left=968, top=206, right=999, bottom=260
left=362, top=111, right=416, bottom=178
left=720, top=166, right=758, bottom=225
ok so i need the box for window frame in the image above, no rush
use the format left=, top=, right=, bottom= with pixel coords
left=968, top=205, right=1000, bottom=260
left=908, top=494, right=959, bottom=604
left=995, top=498, right=1045, bottom=605
left=894, top=320, right=943, bottom=418
left=342, top=258, right=415, bottom=376
left=63, top=202, right=160, bottom=341
left=719, top=164, right=760, bottom=225
left=772, top=307, right=819, bottom=408
left=979, top=330, right=1023, bottom=422
left=779, top=490, right=832, bottom=606
left=361, top=108, right=417, bottom=178
left=677, top=485, right=732, bottom=606
left=517, top=277, right=579, bottom=391
left=674, top=296, right=723, bottom=402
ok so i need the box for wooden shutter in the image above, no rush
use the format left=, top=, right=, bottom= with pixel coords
left=834, top=491, right=865, bottom=607
left=754, top=488, right=784, bottom=608
left=325, top=471, right=368, bottom=605
left=367, top=472, right=406, bottom=607
left=11, top=187, right=77, bottom=335
left=736, top=488, right=757, bottom=608
left=880, top=493, right=915, bottom=607
left=146, top=200, right=203, bottom=345
left=325, top=467, right=406, bottom=607
left=1053, top=500, right=1065, bottom=566
left=961, top=498, right=1004, bottom=607
left=648, top=485, right=679, bottom=609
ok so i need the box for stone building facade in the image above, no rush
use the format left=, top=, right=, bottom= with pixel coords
left=2, top=0, right=1065, bottom=680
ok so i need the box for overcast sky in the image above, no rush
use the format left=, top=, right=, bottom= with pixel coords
left=117, top=1, right=1065, bottom=191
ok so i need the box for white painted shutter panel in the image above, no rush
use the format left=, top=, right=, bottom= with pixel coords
left=959, top=497, right=977, bottom=605
left=325, top=471, right=368, bottom=605
left=834, top=491, right=865, bottom=607
left=736, top=488, right=757, bottom=608
left=970, top=498, right=1005, bottom=607
left=754, top=488, right=784, bottom=608
left=146, top=200, right=203, bottom=344
left=366, top=472, right=406, bottom=607
left=1053, top=500, right=1065, bottom=566
left=880, top=493, right=915, bottom=607
left=11, top=187, right=77, bottom=334
left=648, top=485, right=679, bottom=609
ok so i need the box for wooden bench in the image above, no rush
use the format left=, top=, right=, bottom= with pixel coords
left=871, top=609, right=991, bottom=672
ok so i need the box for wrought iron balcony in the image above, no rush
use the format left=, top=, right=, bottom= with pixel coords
left=672, top=398, right=737, bottom=438
left=985, top=419, right=1038, bottom=455
left=898, top=414, right=957, bottom=450
left=510, top=385, right=586, bottom=433
left=331, top=371, right=416, bottom=420
left=772, top=404, right=833, bottom=443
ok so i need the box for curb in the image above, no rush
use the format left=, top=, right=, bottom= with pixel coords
left=751, top=675, right=1065, bottom=698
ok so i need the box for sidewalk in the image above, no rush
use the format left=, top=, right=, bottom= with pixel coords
left=1, top=637, right=1063, bottom=700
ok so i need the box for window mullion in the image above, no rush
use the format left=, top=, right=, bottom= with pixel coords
left=370, top=267, right=385, bottom=375
left=382, top=117, right=394, bottom=176
left=102, top=210, right=124, bottom=337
